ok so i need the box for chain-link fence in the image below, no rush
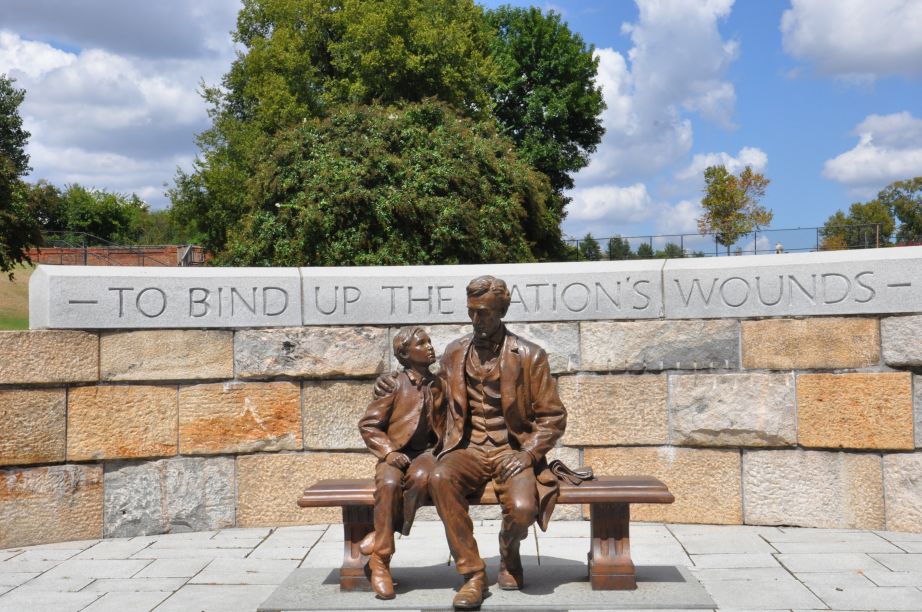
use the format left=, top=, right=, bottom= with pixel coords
left=565, top=224, right=889, bottom=261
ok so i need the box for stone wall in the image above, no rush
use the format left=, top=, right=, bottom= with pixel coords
left=2, top=314, right=922, bottom=548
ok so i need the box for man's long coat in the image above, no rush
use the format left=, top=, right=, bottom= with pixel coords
left=436, top=329, right=567, bottom=530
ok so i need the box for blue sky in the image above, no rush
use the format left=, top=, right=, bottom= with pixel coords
left=2, top=0, right=921, bottom=253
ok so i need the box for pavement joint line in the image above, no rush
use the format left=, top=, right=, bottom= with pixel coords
left=244, top=527, right=278, bottom=559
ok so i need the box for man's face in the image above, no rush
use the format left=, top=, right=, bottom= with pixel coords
left=467, top=293, right=504, bottom=340
left=405, top=330, right=436, bottom=367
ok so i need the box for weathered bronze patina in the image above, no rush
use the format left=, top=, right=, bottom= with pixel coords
left=366, top=275, right=570, bottom=609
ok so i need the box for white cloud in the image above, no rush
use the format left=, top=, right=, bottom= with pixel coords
left=781, top=0, right=922, bottom=81
left=0, top=14, right=236, bottom=208
left=568, top=183, right=654, bottom=224
left=654, top=199, right=702, bottom=235
left=823, top=112, right=922, bottom=196
left=675, top=146, right=768, bottom=182
left=574, top=0, right=739, bottom=187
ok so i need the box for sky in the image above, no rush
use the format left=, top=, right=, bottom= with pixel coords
left=2, top=0, right=921, bottom=253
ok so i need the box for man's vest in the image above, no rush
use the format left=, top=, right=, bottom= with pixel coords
left=465, top=346, right=508, bottom=446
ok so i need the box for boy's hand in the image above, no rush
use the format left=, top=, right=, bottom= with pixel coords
left=372, top=372, right=399, bottom=398
left=385, top=451, right=410, bottom=469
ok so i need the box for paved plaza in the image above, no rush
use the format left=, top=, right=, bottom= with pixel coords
left=2, top=520, right=922, bottom=611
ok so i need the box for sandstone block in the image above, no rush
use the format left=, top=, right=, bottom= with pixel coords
left=742, top=317, right=879, bottom=369
left=0, top=330, right=97, bottom=384
left=179, top=381, right=301, bottom=454
left=302, top=381, right=368, bottom=450
left=883, top=453, right=922, bottom=533
left=67, top=385, right=178, bottom=461
left=797, top=373, right=913, bottom=450
left=0, top=388, right=66, bottom=466
left=0, top=464, right=103, bottom=548
left=387, top=323, right=580, bottom=374
left=582, top=447, right=741, bottom=524
left=743, top=449, right=883, bottom=529
left=558, top=375, right=667, bottom=446
left=915, top=375, right=922, bottom=448
left=882, top=315, right=922, bottom=366
left=580, top=320, right=738, bottom=372
left=104, top=457, right=235, bottom=537
left=668, top=373, right=796, bottom=447
left=236, top=452, right=376, bottom=526
left=235, top=327, right=388, bottom=379
left=101, top=330, right=233, bottom=381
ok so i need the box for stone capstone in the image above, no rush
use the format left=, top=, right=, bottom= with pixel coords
left=234, top=327, right=388, bottom=379
left=743, top=449, right=884, bottom=529
left=580, top=320, right=738, bottom=371
left=0, top=464, right=103, bottom=548
left=67, top=384, right=178, bottom=461
left=236, top=452, right=376, bottom=526
left=796, top=372, right=913, bottom=450
left=742, top=317, right=879, bottom=369
left=557, top=374, right=668, bottom=446
left=582, top=446, right=741, bottom=524
left=302, top=381, right=368, bottom=450
left=0, top=330, right=97, bottom=384
left=0, top=388, right=66, bottom=466
left=178, top=381, right=301, bottom=454
left=100, top=330, right=233, bottom=381
left=668, top=373, right=796, bottom=447
left=104, top=456, right=235, bottom=537
left=881, top=315, right=922, bottom=366
left=882, top=453, right=922, bottom=533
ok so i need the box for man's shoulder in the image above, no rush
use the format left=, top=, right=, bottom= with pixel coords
left=507, top=331, right=546, bottom=359
left=443, top=334, right=473, bottom=355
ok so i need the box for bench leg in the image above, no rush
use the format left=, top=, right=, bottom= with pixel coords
left=588, top=502, right=636, bottom=590
left=340, top=505, right=373, bottom=591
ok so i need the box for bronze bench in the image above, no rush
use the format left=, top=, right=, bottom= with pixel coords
left=298, top=475, right=674, bottom=591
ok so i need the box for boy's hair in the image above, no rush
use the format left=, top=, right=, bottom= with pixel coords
left=393, top=325, right=427, bottom=368
left=466, top=275, right=511, bottom=314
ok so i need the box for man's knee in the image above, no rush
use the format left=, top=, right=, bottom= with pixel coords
left=376, top=470, right=402, bottom=491
left=429, top=464, right=454, bottom=494
left=504, top=497, right=537, bottom=527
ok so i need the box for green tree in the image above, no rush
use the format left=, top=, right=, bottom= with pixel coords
left=655, top=242, right=684, bottom=259
left=0, top=75, right=42, bottom=278
left=606, top=235, right=632, bottom=260
left=209, top=101, right=558, bottom=266
left=876, top=177, right=922, bottom=244
left=635, top=242, right=653, bottom=259
left=577, top=233, right=601, bottom=260
left=485, top=5, right=604, bottom=196
left=697, top=165, right=772, bottom=254
left=820, top=199, right=894, bottom=249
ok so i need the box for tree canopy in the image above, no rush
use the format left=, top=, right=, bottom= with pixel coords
left=198, top=101, right=558, bottom=266
left=878, top=177, right=922, bottom=244
left=697, top=165, right=772, bottom=253
left=0, top=74, right=42, bottom=278
left=820, top=199, right=894, bottom=250
left=171, top=0, right=605, bottom=265
left=485, top=5, right=604, bottom=195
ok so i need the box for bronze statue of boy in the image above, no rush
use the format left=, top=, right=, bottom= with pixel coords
left=358, top=325, right=441, bottom=599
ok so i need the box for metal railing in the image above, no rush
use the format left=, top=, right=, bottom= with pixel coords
left=36, top=232, right=205, bottom=267
left=565, top=223, right=890, bottom=261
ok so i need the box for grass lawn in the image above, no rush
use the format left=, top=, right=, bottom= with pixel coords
left=0, top=265, right=32, bottom=330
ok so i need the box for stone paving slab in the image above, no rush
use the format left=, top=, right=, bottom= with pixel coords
left=863, top=569, right=922, bottom=586
left=258, top=565, right=715, bottom=610
left=155, top=584, right=278, bottom=612
left=133, top=558, right=210, bottom=578
left=0, top=590, right=101, bottom=612
left=808, top=584, right=922, bottom=610
left=688, top=554, right=781, bottom=569
left=81, top=590, right=172, bottom=612
left=870, top=553, right=922, bottom=571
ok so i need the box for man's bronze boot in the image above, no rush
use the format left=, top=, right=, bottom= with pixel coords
left=452, top=569, right=487, bottom=610
left=368, top=553, right=395, bottom=600
left=497, top=550, right=524, bottom=590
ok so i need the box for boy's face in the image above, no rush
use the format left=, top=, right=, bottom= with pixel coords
left=405, top=330, right=436, bottom=368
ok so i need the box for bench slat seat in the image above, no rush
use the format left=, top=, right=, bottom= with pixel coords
left=298, top=475, right=674, bottom=592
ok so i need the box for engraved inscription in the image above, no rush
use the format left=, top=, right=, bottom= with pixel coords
left=672, top=270, right=881, bottom=310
